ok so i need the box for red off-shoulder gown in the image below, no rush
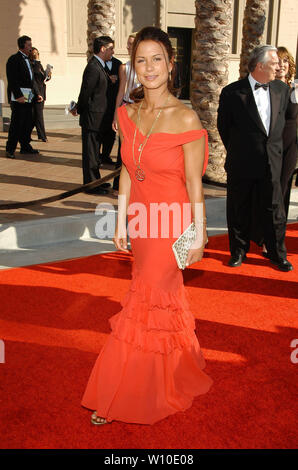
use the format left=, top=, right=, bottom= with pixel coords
left=81, top=104, right=213, bottom=424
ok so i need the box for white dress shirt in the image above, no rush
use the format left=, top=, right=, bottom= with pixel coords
left=93, top=54, right=105, bottom=69
left=105, top=60, right=112, bottom=71
left=290, top=81, right=298, bottom=104
left=248, top=73, right=271, bottom=135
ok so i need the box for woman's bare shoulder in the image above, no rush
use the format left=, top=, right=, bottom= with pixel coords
left=125, top=102, right=138, bottom=118
left=168, top=99, right=203, bottom=132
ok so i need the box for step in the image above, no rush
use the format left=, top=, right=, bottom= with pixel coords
left=0, top=210, right=117, bottom=250
left=0, top=198, right=228, bottom=269
left=1, top=104, right=80, bottom=130
left=0, top=198, right=228, bottom=249
left=0, top=210, right=118, bottom=269
left=1, top=102, right=191, bottom=131
left=0, top=192, right=297, bottom=270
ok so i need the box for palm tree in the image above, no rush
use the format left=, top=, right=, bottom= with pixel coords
left=239, top=0, right=269, bottom=79
left=191, top=0, right=233, bottom=183
left=87, top=0, right=116, bottom=60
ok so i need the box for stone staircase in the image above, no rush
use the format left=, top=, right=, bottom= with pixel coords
left=1, top=104, right=80, bottom=131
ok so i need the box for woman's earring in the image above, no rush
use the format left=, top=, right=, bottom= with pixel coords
left=169, top=71, right=172, bottom=81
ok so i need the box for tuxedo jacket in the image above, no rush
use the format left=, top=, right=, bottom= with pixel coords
left=77, top=55, right=109, bottom=132
left=217, top=77, right=291, bottom=180
left=106, top=56, right=122, bottom=109
left=6, top=51, right=39, bottom=103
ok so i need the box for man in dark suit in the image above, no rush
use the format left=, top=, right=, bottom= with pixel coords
left=74, top=36, right=115, bottom=195
left=100, top=55, right=122, bottom=165
left=217, top=45, right=293, bottom=272
left=6, top=35, right=43, bottom=159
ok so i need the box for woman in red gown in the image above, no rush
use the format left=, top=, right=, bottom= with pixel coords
left=81, top=26, right=213, bottom=425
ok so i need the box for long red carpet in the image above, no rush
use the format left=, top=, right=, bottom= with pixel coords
left=0, top=226, right=297, bottom=449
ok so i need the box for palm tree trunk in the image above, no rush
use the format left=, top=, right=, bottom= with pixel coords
left=191, top=0, right=233, bottom=184
left=239, top=0, right=269, bottom=79
left=87, top=0, right=116, bottom=60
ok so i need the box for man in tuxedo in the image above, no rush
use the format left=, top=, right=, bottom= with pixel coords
left=100, top=55, right=122, bottom=165
left=74, top=36, right=115, bottom=195
left=217, top=45, right=293, bottom=272
left=6, top=35, right=43, bottom=159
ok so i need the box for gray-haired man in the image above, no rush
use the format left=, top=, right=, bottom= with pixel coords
left=217, top=45, right=293, bottom=271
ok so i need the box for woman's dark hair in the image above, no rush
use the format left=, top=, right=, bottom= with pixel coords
left=93, top=36, right=114, bottom=54
left=129, top=26, right=177, bottom=102
left=28, top=47, right=38, bottom=62
left=18, top=35, right=31, bottom=49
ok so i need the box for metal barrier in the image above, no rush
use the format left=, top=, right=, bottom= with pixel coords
left=0, top=168, right=121, bottom=210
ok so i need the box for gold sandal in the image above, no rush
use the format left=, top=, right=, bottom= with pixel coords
left=91, top=411, right=108, bottom=426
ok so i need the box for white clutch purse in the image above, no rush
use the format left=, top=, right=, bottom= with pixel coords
left=172, top=222, right=208, bottom=270
left=172, top=222, right=196, bottom=270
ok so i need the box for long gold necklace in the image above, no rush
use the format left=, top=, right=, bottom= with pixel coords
left=132, top=94, right=170, bottom=181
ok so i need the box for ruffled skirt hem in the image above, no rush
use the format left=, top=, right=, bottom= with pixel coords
left=81, top=273, right=213, bottom=425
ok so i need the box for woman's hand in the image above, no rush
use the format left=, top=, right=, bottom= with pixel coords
left=112, top=116, right=118, bottom=132
left=113, top=225, right=129, bottom=252
left=185, top=246, right=205, bottom=267
left=16, top=96, right=26, bottom=103
left=185, top=232, right=208, bottom=267
left=110, top=74, right=118, bottom=84
left=70, top=106, right=78, bottom=116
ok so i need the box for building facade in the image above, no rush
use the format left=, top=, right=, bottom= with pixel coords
left=0, top=0, right=297, bottom=106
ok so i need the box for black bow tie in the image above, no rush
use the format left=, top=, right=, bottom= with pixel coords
left=255, top=82, right=269, bottom=91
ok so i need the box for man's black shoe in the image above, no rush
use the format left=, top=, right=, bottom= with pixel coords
left=101, top=157, right=114, bottom=164
left=5, top=151, right=15, bottom=159
left=262, top=252, right=270, bottom=259
left=100, top=159, right=115, bottom=168
left=270, top=258, right=293, bottom=272
left=93, top=187, right=109, bottom=195
left=20, top=148, right=39, bottom=154
left=85, top=183, right=111, bottom=192
left=228, top=253, right=247, bottom=267
left=85, top=187, right=109, bottom=195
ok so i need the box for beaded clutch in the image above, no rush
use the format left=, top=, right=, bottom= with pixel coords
left=172, top=222, right=197, bottom=270
left=172, top=222, right=208, bottom=270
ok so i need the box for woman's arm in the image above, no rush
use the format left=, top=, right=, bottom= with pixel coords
left=182, top=110, right=207, bottom=266
left=112, top=64, right=127, bottom=131
left=112, top=114, right=131, bottom=252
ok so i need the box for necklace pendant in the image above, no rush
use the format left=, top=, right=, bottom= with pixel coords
left=135, top=167, right=145, bottom=181
left=138, top=144, right=143, bottom=152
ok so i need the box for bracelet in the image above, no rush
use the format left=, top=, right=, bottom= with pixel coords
left=192, top=217, right=207, bottom=225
